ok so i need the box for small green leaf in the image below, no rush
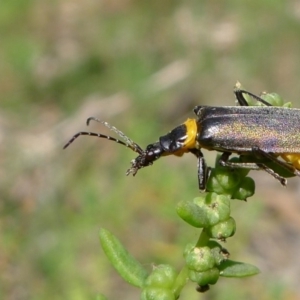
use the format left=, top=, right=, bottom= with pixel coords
left=184, top=246, right=215, bottom=272
left=141, top=287, right=176, bottom=300
left=144, top=265, right=177, bottom=289
left=232, top=176, right=255, bottom=200
left=206, top=160, right=251, bottom=196
left=189, top=268, right=220, bottom=285
left=261, top=92, right=286, bottom=107
left=176, top=199, right=208, bottom=228
left=206, top=217, right=236, bottom=240
left=219, top=260, right=260, bottom=277
left=193, top=193, right=231, bottom=227
left=99, top=228, right=148, bottom=287
left=206, top=168, right=237, bottom=195
left=207, top=240, right=229, bottom=265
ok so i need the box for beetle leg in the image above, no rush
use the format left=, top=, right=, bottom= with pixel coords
left=218, top=153, right=262, bottom=173
left=234, top=89, right=272, bottom=107
left=190, top=149, right=209, bottom=191
left=219, top=151, right=261, bottom=171
left=198, top=155, right=211, bottom=191
left=255, top=163, right=287, bottom=186
left=251, top=147, right=300, bottom=178
left=234, top=90, right=249, bottom=106
left=218, top=151, right=288, bottom=186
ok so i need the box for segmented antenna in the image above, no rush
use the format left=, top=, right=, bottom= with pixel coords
left=63, top=117, right=143, bottom=154
left=87, top=117, right=143, bottom=153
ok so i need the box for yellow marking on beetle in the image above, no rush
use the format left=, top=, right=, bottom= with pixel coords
left=281, top=153, right=300, bottom=169
left=173, top=118, right=198, bottom=157
left=183, top=118, right=198, bottom=148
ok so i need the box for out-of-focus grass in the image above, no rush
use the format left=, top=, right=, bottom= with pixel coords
left=2, top=1, right=300, bottom=299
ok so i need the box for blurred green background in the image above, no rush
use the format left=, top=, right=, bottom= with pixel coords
left=2, top=0, right=300, bottom=299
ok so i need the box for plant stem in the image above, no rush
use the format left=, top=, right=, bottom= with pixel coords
left=195, top=229, right=210, bottom=247
left=172, top=265, right=189, bottom=298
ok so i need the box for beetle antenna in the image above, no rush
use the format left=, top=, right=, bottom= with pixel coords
left=86, top=117, right=144, bottom=153
left=63, top=118, right=143, bottom=154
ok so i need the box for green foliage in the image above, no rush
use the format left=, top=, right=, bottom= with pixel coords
left=99, top=228, right=148, bottom=288
left=219, top=260, right=260, bottom=278
left=99, top=155, right=257, bottom=298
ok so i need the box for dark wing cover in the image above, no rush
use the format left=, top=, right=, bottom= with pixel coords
left=196, top=106, right=300, bottom=154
